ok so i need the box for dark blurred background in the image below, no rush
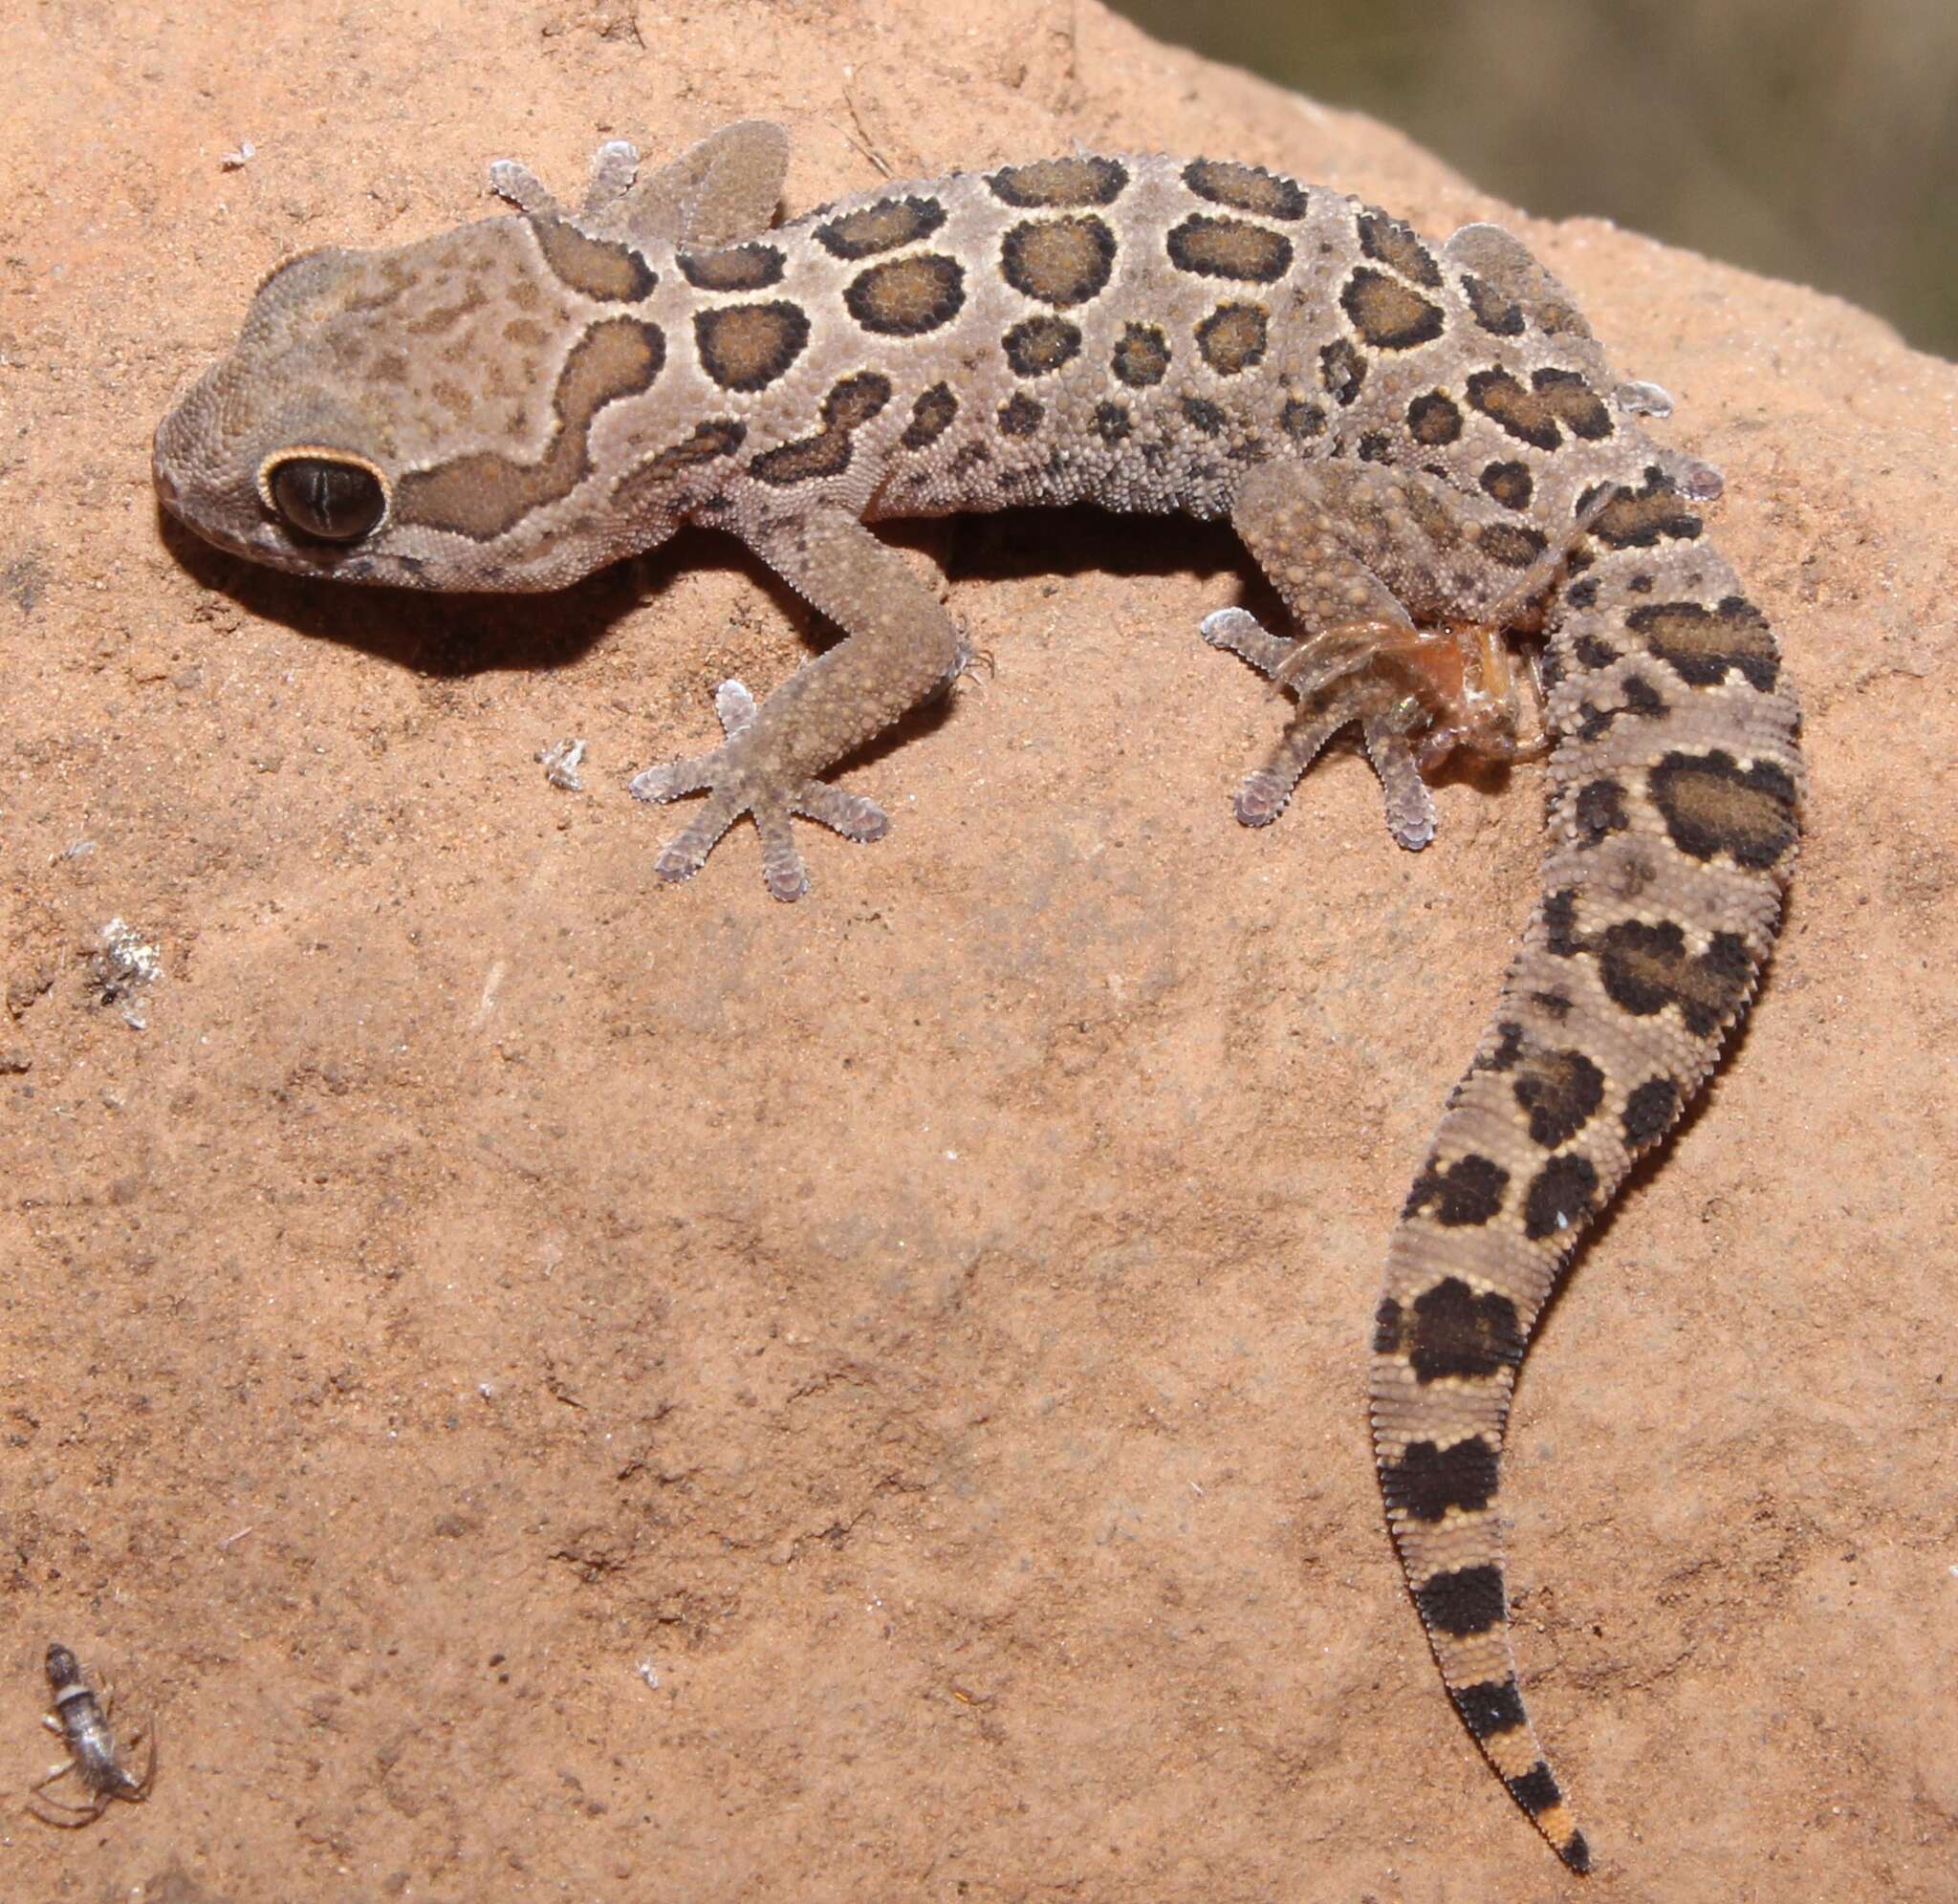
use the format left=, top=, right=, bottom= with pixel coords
left=1109, top=0, right=1957, bottom=357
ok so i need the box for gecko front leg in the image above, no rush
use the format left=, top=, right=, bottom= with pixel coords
left=632, top=504, right=966, bottom=900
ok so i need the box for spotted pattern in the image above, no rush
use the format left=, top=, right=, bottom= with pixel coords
left=815, top=195, right=946, bottom=260
left=1479, top=460, right=1534, bottom=509
left=1180, top=396, right=1226, bottom=437
left=1476, top=522, right=1549, bottom=569
left=1340, top=269, right=1447, bottom=351
left=1357, top=209, right=1443, bottom=288
left=748, top=371, right=892, bottom=487
left=157, top=145, right=1805, bottom=1887
left=1111, top=323, right=1170, bottom=387
left=997, top=393, right=1043, bottom=437
left=1628, top=596, right=1778, bottom=690
left=1166, top=215, right=1294, bottom=284
left=1194, top=302, right=1268, bottom=376
left=694, top=300, right=811, bottom=392
left=1407, top=392, right=1463, bottom=446
left=1182, top=158, right=1307, bottom=221
left=529, top=216, right=657, bottom=302
left=1596, top=920, right=1755, bottom=1036
left=1456, top=1678, right=1529, bottom=1740
left=394, top=316, right=664, bottom=538
left=989, top=156, right=1128, bottom=207
left=845, top=254, right=967, bottom=336
left=1377, top=1275, right=1525, bottom=1380
left=1584, top=470, right=1703, bottom=548
left=1319, top=339, right=1366, bottom=406
left=1524, top=1154, right=1599, bottom=1241
left=1093, top=400, right=1132, bottom=444
left=1647, top=751, right=1799, bottom=868
left=900, top=383, right=958, bottom=451
left=1462, top=272, right=1526, bottom=337
left=1280, top=398, right=1327, bottom=440
left=1381, top=1435, right=1499, bottom=1519
left=1574, top=776, right=1630, bottom=844
left=1415, top=1565, right=1506, bottom=1638
left=1001, top=217, right=1118, bottom=309
left=677, top=243, right=786, bottom=292
left=1403, top=1152, right=1508, bottom=1225
left=1622, top=1076, right=1681, bottom=1147
left=1511, top=1048, right=1606, bottom=1149
left=611, top=418, right=746, bottom=512
left=1003, top=314, right=1082, bottom=378
left=1467, top=366, right=1614, bottom=450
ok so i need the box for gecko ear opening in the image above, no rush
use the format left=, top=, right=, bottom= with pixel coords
left=260, top=450, right=388, bottom=544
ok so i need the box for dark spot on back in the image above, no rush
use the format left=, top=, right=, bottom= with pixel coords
left=1195, top=301, right=1268, bottom=376
left=1388, top=1275, right=1525, bottom=1379
left=1590, top=468, right=1703, bottom=549
left=997, top=393, right=1043, bottom=437
left=694, top=299, right=811, bottom=391
left=529, top=216, right=658, bottom=302
left=989, top=156, right=1129, bottom=207
left=844, top=254, right=966, bottom=336
left=1461, top=272, right=1525, bottom=336
left=1001, top=216, right=1118, bottom=309
left=1094, top=400, right=1132, bottom=444
left=1476, top=522, right=1548, bottom=569
left=677, top=243, right=785, bottom=292
left=815, top=195, right=946, bottom=260
left=1183, top=158, right=1308, bottom=220
left=1407, top=391, right=1462, bottom=445
left=1282, top=398, right=1327, bottom=440
left=1180, top=396, right=1227, bottom=436
left=1507, top=1763, right=1565, bottom=1816
left=1002, top=314, right=1083, bottom=377
left=1598, top=920, right=1754, bottom=1036
left=1166, top=214, right=1294, bottom=283
left=1454, top=1677, right=1529, bottom=1740
left=1512, top=1048, right=1606, bottom=1148
left=1479, top=460, right=1534, bottom=509
left=1341, top=267, right=1446, bottom=349
left=1356, top=208, right=1443, bottom=287
left=901, top=382, right=958, bottom=451
left=1319, top=338, right=1366, bottom=405
left=1111, top=322, right=1169, bottom=387
left=1574, top=777, right=1630, bottom=845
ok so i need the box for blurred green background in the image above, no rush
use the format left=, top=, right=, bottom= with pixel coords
left=1109, top=0, right=1957, bottom=357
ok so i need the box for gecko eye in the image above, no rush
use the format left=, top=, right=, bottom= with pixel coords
left=264, top=454, right=388, bottom=543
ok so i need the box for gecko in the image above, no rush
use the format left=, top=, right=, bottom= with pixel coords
left=151, top=120, right=1802, bottom=1872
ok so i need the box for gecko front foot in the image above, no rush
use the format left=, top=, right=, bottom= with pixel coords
left=629, top=680, right=889, bottom=901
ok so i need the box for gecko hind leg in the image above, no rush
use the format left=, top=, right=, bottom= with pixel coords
left=1208, top=460, right=1566, bottom=849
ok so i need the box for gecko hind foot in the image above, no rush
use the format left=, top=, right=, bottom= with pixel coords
left=629, top=680, right=890, bottom=902
left=1202, top=608, right=1439, bottom=849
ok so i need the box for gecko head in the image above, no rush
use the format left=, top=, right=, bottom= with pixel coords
left=155, top=215, right=680, bottom=593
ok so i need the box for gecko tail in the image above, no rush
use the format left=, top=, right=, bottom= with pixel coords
left=1368, top=508, right=1798, bottom=1870
left=1373, top=1352, right=1592, bottom=1874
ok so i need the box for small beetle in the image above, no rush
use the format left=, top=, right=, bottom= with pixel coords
left=28, top=1643, right=155, bottom=1827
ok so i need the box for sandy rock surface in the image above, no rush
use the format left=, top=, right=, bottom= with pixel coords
left=3, top=0, right=1954, bottom=1895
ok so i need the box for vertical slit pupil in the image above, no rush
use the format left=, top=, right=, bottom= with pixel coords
left=272, top=458, right=385, bottom=541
